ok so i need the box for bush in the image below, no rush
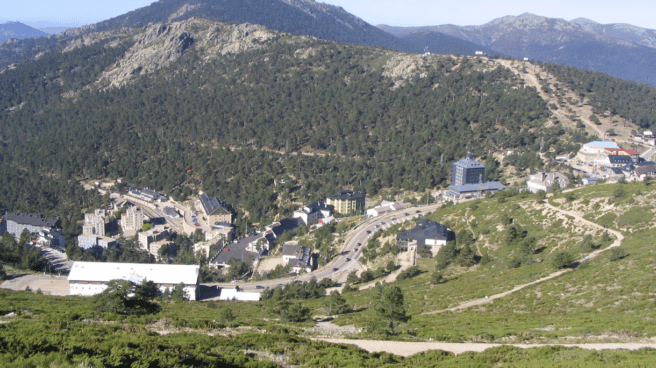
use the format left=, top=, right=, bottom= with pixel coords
left=609, top=247, right=628, bottom=261
left=435, top=242, right=457, bottom=270
left=430, top=272, right=444, bottom=285
left=396, top=266, right=421, bottom=281
left=280, top=302, right=310, bottom=322
left=551, top=251, right=575, bottom=269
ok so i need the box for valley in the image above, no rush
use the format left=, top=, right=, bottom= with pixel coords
left=1, top=1, right=656, bottom=366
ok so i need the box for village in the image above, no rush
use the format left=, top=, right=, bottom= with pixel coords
left=1, top=135, right=655, bottom=302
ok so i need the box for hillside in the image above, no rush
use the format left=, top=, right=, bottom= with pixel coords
left=0, top=17, right=568, bottom=239
left=381, top=13, right=656, bottom=86
left=4, top=183, right=656, bottom=365
left=0, top=0, right=421, bottom=70
left=324, top=182, right=656, bottom=343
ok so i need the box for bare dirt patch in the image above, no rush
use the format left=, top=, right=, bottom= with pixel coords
left=1, top=274, right=69, bottom=296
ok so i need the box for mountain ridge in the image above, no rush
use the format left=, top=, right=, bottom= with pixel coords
left=0, top=21, right=50, bottom=43
left=380, top=13, right=656, bottom=86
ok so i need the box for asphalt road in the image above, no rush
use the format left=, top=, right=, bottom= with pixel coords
left=641, top=146, right=656, bottom=161
left=206, top=202, right=443, bottom=292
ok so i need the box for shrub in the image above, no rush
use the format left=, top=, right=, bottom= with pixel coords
left=396, top=266, right=421, bottom=281
left=609, top=247, right=628, bottom=262
left=551, top=251, right=575, bottom=269
left=430, top=272, right=444, bottom=285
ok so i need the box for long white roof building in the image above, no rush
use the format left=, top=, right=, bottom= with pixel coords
left=68, top=262, right=200, bottom=300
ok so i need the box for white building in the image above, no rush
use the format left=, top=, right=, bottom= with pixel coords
left=282, top=244, right=313, bottom=273
left=366, top=201, right=409, bottom=217
left=138, top=225, right=170, bottom=250
left=120, top=206, right=144, bottom=231
left=68, top=262, right=200, bottom=301
left=526, top=172, right=570, bottom=193
left=218, top=288, right=261, bottom=301
left=577, top=141, right=620, bottom=162
left=292, top=202, right=333, bottom=225
left=82, top=209, right=106, bottom=237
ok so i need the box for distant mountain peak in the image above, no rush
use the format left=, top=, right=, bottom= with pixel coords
left=84, top=0, right=418, bottom=52
left=571, top=17, right=598, bottom=26
left=0, top=21, right=49, bottom=42
left=383, top=13, right=656, bottom=86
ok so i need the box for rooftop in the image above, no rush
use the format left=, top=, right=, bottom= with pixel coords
left=608, top=155, right=633, bottom=164
left=453, top=153, right=485, bottom=169
left=163, top=207, right=179, bottom=217
left=199, top=193, right=231, bottom=216
left=282, top=244, right=312, bottom=268
left=302, top=202, right=333, bottom=214
left=584, top=141, right=620, bottom=149
left=212, top=234, right=260, bottom=266
left=329, top=190, right=365, bottom=201
left=605, top=148, right=641, bottom=155
left=4, top=213, right=58, bottom=228
left=397, top=219, right=451, bottom=247
left=448, top=181, right=507, bottom=193
left=67, top=262, right=199, bottom=285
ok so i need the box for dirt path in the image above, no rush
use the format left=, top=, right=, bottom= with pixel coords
left=496, top=59, right=606, bottom=138
left=422, top=199, right=624, bottom=315
left=317, top=338, right=656, bottom=357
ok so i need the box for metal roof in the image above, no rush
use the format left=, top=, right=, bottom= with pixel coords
left=397, top=219, right=450, bottom=246
left=608, top=155, right=632, bottom=164
left=199, top=193, right=230, bottom=216
left=328, top=190, right=365, bottom=201
left=67, top=262, right=199, bottom=285
left=453, top=156, right=485, bottom=169
left=4, top=213, right=58, bottom=228
left=448, top=181, right=507, bottom=193
left=605, top=148, right=640, bottom=155
left=584, top=141, right=620, bottom=149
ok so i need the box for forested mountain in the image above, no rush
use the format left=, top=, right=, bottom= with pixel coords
left=2, top=16, right=654, bottom=243
left=0, top=22, right=49, bottom=43
left=0, top=0, right=421, bottom=70
left=381, top=13, right=656, bottom=86
left=0, top=17, right=577, bottom=241
left=84, top=0, right=418, bottom=52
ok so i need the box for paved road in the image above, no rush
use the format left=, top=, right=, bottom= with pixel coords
left=40, top=247, right=73, bottom=274
left=641, top=146, right=656, bottom=161
left=206, top=203, right=443, bottom=292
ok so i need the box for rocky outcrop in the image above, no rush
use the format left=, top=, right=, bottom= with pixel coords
left=96, top=18, right=280, bottom=88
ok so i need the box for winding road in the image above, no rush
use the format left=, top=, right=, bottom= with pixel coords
left=205, top=203, right=443, bottom=293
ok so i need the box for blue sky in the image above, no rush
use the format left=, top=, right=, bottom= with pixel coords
left=2, top=0, right=655, bottom=30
